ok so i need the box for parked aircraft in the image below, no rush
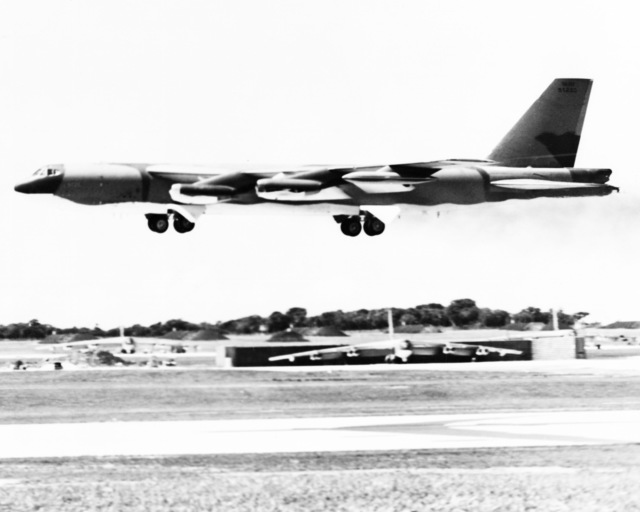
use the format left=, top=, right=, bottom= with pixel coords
left=581, top=328, right=640, bottom=346
left=15, top=79, right=616, bottom=236
left=268, top=337, right=521, bottom=364
left=269, top=310, right=572, bottom=364
left=51, top=336, right=198, bottom=354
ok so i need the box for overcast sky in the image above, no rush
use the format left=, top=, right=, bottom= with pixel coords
left=1, top=0, right=639, bottom=328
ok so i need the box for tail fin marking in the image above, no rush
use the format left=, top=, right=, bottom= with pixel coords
left=488, top=79, right=593, bottom=168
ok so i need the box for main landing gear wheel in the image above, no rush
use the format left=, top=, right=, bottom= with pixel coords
left=340, top=216, right=362, bottom=237
left=173, top=214, right=195, bottom=234
left=364, top=216, right=385, bottom=236
left=146, top=214, right=169, bottom=234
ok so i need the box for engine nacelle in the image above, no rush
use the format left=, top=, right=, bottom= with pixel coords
left=475, top=346, right=490, bottom=357
left=256, top=178, right=323, bottom=193
left=180, top=184, right=236, bottom=196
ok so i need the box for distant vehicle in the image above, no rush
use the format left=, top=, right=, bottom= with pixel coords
left=14, top=79, right=616, bottom=236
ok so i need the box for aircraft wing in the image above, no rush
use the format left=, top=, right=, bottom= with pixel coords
left=134, top=339, right=201, bottom=347
left=164, top=165, right=350, bottom=204
left=157, top=162, right=444, bottom=205
left=52, top=337, right=201, bottom=351
left=268, top=336, right=524, bottom=363
left=51, top=338, right=125, bottom=351
left=269, top=340, right=403, bottom=362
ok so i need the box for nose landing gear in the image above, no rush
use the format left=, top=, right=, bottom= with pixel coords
left=146, top=212, right=195, bottom=234
left=335, top=212, right=386, bottom=237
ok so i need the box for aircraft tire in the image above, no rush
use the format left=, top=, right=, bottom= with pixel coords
left=340, top=217, right=362, bottom=237
left=146, top=214, right=169, bottom=233
left=364, top=217, right=385, bottom=236
left=173, top=215, right=195, bottom=234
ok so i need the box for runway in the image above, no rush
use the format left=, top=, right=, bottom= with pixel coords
left=1, top=409, right=640, bottom=459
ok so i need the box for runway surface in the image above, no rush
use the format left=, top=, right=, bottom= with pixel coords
left=1, top=409, right=640, bottom=459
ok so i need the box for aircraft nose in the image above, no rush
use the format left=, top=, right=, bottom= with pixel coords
left=14, top=174, right=63, bottom=194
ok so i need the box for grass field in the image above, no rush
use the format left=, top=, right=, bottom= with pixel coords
left=1, top=366, right=640, bottom=510
left=1, top=367, right=640, bottom=424
left=1, top=446, right=640, bottom=511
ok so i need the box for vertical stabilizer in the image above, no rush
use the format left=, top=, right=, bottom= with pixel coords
left=488, top=79, right=593, bottom=167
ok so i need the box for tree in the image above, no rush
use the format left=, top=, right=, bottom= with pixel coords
left=415, top=304, right=451, bottom=327
left=399, top=313, right=419, bottom=326
left=316, top=311, right=341, bottom=328
left=286, top=307, right=307, bottom=327
left=445, top=299, right=480, bottom=328
left=345, top=309, right=373, bottom=330
left=147, top=319, right=199, bottom=336
left=267, top=311, right=291, bottom=333
left=557, top=310, right=576, bottom=329
left=224, top=315, right=264, bottom=334
left=482, top=309, right=511, bottom=327
left=127, top=324, right=151, bottom=337
left=513, top=307, right=550, bottom=325
left=368, top=309, right=391, bottom=329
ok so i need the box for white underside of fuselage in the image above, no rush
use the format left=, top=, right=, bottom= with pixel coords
left=105, top=200, right=431, bottom=224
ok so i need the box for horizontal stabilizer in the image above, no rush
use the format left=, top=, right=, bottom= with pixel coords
left=491, top=179, right=607, bottom=191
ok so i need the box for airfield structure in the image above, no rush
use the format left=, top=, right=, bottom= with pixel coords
left=217, top=330, right=581, bottom=367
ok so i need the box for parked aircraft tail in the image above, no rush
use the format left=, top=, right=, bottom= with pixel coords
left=488, top=79, right=593, bottom=168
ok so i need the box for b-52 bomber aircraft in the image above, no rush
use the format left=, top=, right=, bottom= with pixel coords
left=268, top=310, right=572, bottom=364
left=15, top=78, right=616, bottom=237
left=268, top=335, right=526, bottom=364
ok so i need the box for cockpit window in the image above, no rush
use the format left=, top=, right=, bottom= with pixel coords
left=34, top=167, right=61, bottom=177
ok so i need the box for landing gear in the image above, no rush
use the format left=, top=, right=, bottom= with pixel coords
left=363, top=216, right=385, bottom=236
left=335, top=212, right=386, bottom=237
left=173, top=213, right=195, bottom=234
left=146, top=214, right=170, bottom=233
left=146, top=212, right=195, bottom=234
left=340, top=216, right=362, bottom=237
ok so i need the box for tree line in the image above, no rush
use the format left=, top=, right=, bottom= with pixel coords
left=0, top=299, right=588, bottom=340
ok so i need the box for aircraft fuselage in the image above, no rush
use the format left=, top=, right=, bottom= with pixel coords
left=13, top=79, right=618, bottom=236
